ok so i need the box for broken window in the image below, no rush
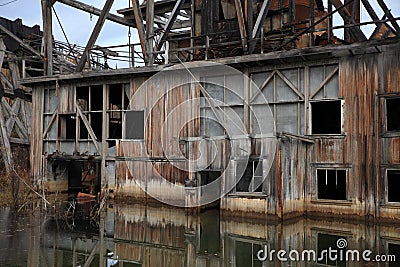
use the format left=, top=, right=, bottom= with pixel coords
left=108, top=84, right=130, bottom=141
left=125, top=110, right=145, bottom=140
left=58, top=114, right=76, bottom=140
left=387, top=170, right=400, bottom=203
left=76, top=85, right=103, bottom=141
left=386, top=97, right=400, bottom=132
left=317, top=169, right=347, bottom=200
left=317, top=234, right=347, bottom=267
left=236, top=160, right=263, bottom=193
left=311, top=100, right=343, bottom=135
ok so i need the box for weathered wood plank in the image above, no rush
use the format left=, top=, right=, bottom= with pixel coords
left=76, top=103, right=101, bottom=155
left=234, top=0, right=248, bottom=52
left=310, top=66, right=339, bottom=99
left=131, top=0, right=149, bottom=63
left=43, top=108, right=58, bottom=137
left=56, top=0, right=134, bottom=27
left=0, top=100, right=12, bottom=172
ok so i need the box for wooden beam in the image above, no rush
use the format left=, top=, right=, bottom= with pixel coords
left=376, top=0, right=400, bottom=35
left=76, top=103, right=101, bottom=155
left=249, top=0, right=273, bottom=53
left=156, top=0, right=186, bottom=51
left=310, top=66, right=339, bottom=99
left=76, top=0, right=114, bottom=72
left=275, top=0, right=357, bottom=51
left=0, top=100, right=12, bottom=172
left=131, top=0, right=149, bottom=63
left=146, top=0, right=155, bottom=65
left=42, top=0, right=53, bottom=75
left=328, top=0, right=367, bottom=41
left=234, top=0, right=248, bottom=52
left=5, top=98, right=20, bottom=135
left=276, top=70, right=305, bottom=100
left=2, top=98, right=28, bottom=139
left=43, top=108, right=58, bottom=137
left=56, top=0, right=134, bottom=27
left=7, top=54, right=20, bottom=89
left=0, top=38, right=5, bottom=69
left=361, top=0, right=398, bottom=37
left=0, top=24, right=41, bottom=57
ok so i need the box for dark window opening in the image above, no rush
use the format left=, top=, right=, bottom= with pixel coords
left=91, top=113, right=102, bottom=140
left=58, top=115, right=76, bottom=140
left=236, top=160, right=263, bottom=193
left=90, top=85, right=103, bottom=111
left=126, top=110, right=144, bottom=139
left=387, top=98, right=400, bottom=132
left=109, top=111, right=122, bottom=139
left=388, top=243, right=400, bottom=267
left=311, top=100, right=342, bottom=134
left=123, top=84, right=130, bottom=110
left=317, top=234, right=346, bottom=267
left=317, top=169, right=346, bottom=200
left=200, top=170, right=221, bottom=186
left=76, top=86, right=89, bottom=111
left=79, top=118, right=88, bottom=139
left=388, top=170, right=400, bottom=203
left=109, top=84, right=123, bottom=110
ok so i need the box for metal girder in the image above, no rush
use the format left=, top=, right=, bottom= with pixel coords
left=156, top=0, right=186, bottom=51
left=56, top=0, right=134, bottom=27
left=76, top=0, right=114, bottom=72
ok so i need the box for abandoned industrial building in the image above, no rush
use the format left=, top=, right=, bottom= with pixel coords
left=1, top=0, right=400, bottom=223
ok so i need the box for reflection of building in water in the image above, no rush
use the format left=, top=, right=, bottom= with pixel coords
left=19, top=204, right=400, bottom=266
left=20, top=0, right=400, bottom=221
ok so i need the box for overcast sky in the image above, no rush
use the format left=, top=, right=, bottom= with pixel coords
left=0, top=0, right=399, bottom=58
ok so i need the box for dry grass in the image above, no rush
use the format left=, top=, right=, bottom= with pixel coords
left=0, top=146, right=37, bottom=210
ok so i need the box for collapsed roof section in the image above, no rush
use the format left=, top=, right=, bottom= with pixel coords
left=1, top=0, right=400, bottom=74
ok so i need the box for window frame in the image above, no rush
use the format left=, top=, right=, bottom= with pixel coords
left=232, top=158, right=266, bottom=195
left=386, top=168, right=400, bottom=205
left=315, top=167, right=349, bottom=202
left=309, top=99, right=345, bottom=136
left=384, top=96, right=400, bottom=136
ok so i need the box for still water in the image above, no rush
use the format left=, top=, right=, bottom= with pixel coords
left=0, top=202, right=400, bottom=267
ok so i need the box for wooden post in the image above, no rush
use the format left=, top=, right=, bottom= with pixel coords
left=0, top=100, right=12, bottom=172
left=76, top=0, right=115, bottom=72
left=41, top=0, right=53, bottom=76
left=146, top=0, right=155, bottom=65
left=344, top=0, right=360, bottom=42
left=131, top=0, right=148, bottom=64
left=310, top=0, right=315, bottom=47
left=234, top=0, right=248, bottom=52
